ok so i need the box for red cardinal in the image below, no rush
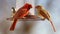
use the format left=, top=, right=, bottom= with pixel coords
left=10, top=3, right=32, bottom=31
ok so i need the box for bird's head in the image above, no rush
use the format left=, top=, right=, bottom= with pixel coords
left=11, top=7, right=15, bottom=13
left=24, top=3, right=32, bottom=10
left=35, top=5, right=44, bottom=10
left=12, top=7, right=15, bottom=10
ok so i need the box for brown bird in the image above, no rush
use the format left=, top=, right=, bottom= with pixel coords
left=10, top=3, right=32, bottom=31
left=11, top=7, right=16, bottom=20
left=11, top=7, right=16, bottom=15
left=6, top=7, right=16, bottom=20
left=35, top=5, right=56, bottom=32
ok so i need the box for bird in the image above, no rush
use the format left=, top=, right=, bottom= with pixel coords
left=11, top=7, right=16, bottom=16
left=6, top=7, right=16, bottom=20
left=10, top=3, right=32, bottom=31
left=35, top=5, right=56, bottom=32
left=11, top=7, right=16, bottom=20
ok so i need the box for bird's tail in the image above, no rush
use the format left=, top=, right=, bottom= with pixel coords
left=10, top=19, right=17, bottom=31
left=49, top=19, right=56, bottom=32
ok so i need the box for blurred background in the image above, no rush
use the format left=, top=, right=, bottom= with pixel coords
left=0, top=0, right=60, bottom=34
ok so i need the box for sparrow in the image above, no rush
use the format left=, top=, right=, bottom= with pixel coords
left=35, top=5, right=56, bottom=32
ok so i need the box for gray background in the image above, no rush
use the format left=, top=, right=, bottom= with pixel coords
left=0, top=0, right=60, bottom=34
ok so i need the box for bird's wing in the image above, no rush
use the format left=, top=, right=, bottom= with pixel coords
left=43, top=9, right=51, bottom=18
left=13, top=8, right=28, bottom=19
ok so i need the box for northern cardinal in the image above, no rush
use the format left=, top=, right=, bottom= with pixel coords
left=35, top=5, right=56, bottom=32
left=10, top=3, right=32, bottom=31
